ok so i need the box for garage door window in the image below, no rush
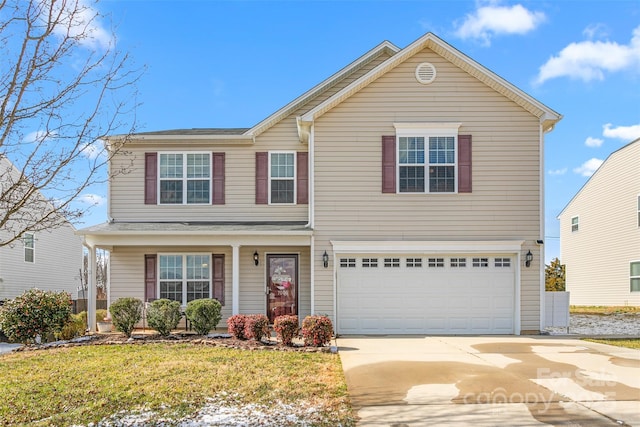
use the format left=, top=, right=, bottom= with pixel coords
left=450, top=258, right=466, bottom=267
left=495, top=258, right=511, bottom=267
left=427, top=258, right=444, bottom=267
left=406, top=258, right=422, bottom=267
left=340, top=258, right=356, bottom=268
left=362, top=258, right=378, bottom=268
left=384, top=258, right=400, bottom=267
left=472, top=258, right=489, bottom=267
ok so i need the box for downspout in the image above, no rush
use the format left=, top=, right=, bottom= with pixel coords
left=539, top=121, right=546, bottom=332
left=308, top=125, right=315, bottom=314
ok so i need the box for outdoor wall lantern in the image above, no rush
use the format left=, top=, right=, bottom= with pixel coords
left=322, top=251, right=329, bottom=268
left=253, top=251, right=259, bottom=266
left=525, top=250, right=533, bottom=267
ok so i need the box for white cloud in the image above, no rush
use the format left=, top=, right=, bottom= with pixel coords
left=50, top=0, right=113, bottom=50
left=23, top=130, right=58, bottom=144
left=80, top=141, right=106, bottom=160
left=584, top=137, right=604, bottom=148
left=535, top=25, right=640, bottom=84
left=603, top=123, right=640, bottom=141
left=78, top=193, right=106, bottom=206
left=573, top=158, right=603, bottom=177
left=454, top=2, right=546, bottom=46
left=583, top=23, right=609, bottom=40
left=548, top=168, right=567, bottom=176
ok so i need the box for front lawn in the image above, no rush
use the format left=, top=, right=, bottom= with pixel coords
left=570, top=305, right=640, bottom=315
left=584, top=338, right=640, bottom=349
left=0, top=343, right=354, bottom=426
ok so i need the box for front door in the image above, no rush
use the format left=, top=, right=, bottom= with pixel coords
left=267, top=254, right=298, bottom=323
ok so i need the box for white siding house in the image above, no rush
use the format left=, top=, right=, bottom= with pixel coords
left=0, top=158, right=83, bottom=301
left=558, top=139, right=640, bottom=306
left=79, top=32, right=561, bottom=334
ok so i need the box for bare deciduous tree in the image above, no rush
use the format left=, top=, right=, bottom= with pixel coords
left=0, top=0, right=141, bottom=246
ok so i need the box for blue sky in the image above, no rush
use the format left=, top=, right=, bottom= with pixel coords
left=73, top=0, right=639, bottom=263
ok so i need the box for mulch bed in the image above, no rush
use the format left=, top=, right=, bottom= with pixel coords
left=13, top=332, right=336, bottom=353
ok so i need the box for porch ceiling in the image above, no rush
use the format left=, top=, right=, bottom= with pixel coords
left=76, top=222, right=313, bottom=248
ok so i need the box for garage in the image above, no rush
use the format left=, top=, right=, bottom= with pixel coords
left=336, top=253, right=517, bottom=335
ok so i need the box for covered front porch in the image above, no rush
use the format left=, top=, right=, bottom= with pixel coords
left=77, top=222, right=313, bottom=332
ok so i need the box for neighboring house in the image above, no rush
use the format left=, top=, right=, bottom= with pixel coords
left=558, top=139, right=640, bottom=306
left=0, top=158, right=83, bottom=301
left=78, top=32, right=561, bottom=334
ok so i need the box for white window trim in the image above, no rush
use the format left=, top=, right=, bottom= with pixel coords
left=157, top=253, right=212, bottom=306
left=157, top=152, right=212, bottom=205
left=393, top=122, right=461, bottom=194
left=631, top=260, right=640, bottom=293
left=268, top=151, right=297, bottom=205
left=23, top=233, right=34, bottom=263
left=571, top=216, right=579, bottom=232
left=637, top=194, right=639, bottom=227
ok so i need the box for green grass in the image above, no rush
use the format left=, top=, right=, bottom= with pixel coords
left=570, top=305, right=640, bottom=315
left=0, top=343, right=353, bottom=426
left=584, top=338, right=640, bottom=349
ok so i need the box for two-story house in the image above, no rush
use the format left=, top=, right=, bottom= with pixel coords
left=0, top=157, right=83, bottom=302
left=558, top=138, right=640, bottom=306
left=78, top=32, right=561, bottom=334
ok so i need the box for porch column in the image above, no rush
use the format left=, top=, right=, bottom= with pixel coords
left=87, top=244, right=97, bottom=332
left=232, top=244, right=240, bottom=314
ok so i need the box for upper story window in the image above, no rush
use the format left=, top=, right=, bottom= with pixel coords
left=394, top=123, right=462, bottom=194
left=24, top=233, right=34, bottom=263
left=269, top=152, right=296, bottom=204
left=159, top=153, right=210, bottom=204
left=571, top=216, right=579, bottom=232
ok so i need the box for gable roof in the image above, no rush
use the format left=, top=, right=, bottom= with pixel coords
left=557, top=138, right=640, bottom=218
left=297, top=32, right=562, bottom=142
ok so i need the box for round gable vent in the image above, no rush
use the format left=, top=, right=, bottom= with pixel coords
left=415, top=62, right=437, bottom=84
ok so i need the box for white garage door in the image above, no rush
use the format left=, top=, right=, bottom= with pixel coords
left=337, top=254, right=515, bottom=335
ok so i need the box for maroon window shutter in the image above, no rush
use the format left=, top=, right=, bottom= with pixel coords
left=144, top=254, right=157, bottom=302
left=212, top=152, right=225, bottom=205
left=255, top=152, right=268, bottom=204
left=144, top=153, right=158, bottom=204
left=296, top=152, right=308, bottom=204
left=382, top=136, right=396, bottom=193
left=458, top=135, right=472, bottom=193
left=212, top=254, right=225, bottom=305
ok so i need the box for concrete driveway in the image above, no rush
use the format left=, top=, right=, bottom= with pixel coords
left=337, top=336, right=640, bottom=426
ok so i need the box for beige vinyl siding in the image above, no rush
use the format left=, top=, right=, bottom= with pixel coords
left=312, top=47, right=543, bottom=331
left=0, top=222, right=82, bottom=300
left=109, top=245, right=311, bottom=325
left=560, top=141, right=640, bottom=306
left=109, top=140, right=307, bottom=222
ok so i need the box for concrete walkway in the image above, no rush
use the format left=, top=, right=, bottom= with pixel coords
left=337, top=336, right=640, bottom=426
left=0, top=342, right=22, bottom=355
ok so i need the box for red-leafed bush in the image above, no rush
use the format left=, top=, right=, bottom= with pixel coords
left=273, top=315, right=299, bottom=346
left=226, top=314, right=248, bottom=339
left=301, top=315, right=333, bottom=347
left=244, top=314, right=270, bottom=341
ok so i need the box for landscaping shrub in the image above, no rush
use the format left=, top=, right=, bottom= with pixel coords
left=244, top=314, right=270, bottom=341
left=185, top=298, right=222, bottom=335
left=109, top=297, right=142, bottom=337
left=301, top=315, right=333, bottom=347
left=56, top=313, right=86, bottom=340
left=0, top=289, right=72, bottom=344
left=96, top=309, right=108, bottom=323
left=146, top=299, right=182, bottom=336
left=227, top=314, right=247, bottom=339
left=273, top=315, right=299, bottom=346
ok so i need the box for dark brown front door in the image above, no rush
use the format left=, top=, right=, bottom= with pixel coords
left=267, top=254, right=298, bottom=323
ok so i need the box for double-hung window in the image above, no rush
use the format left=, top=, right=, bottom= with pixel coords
left=395, top=123, right=460, bottom=194
left=159, top=254, right=212, bottom=305
left=269, top=152, right=295, bottom=204
left=24, top=233, right=34, bottom=263
left=159, top=153, right=211, bottom=204
left=631, top=261, right=640, bottom=292
left=571, top=216, right=579, bottom=232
